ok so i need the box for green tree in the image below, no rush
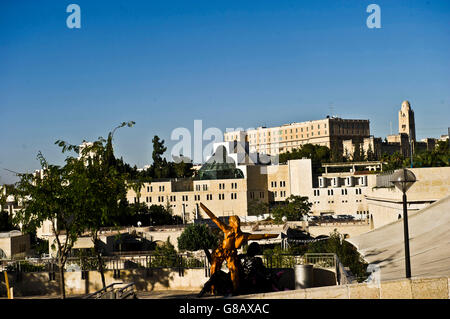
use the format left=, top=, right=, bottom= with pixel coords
left=55, top=121, right=134, bottom=288
left=177, top=223, right=220, bottom=261
left=279, top=144, right=331, bottom=174
left=177, top=224, right=219, bottom=251
left=152, top=238, right=178, bottom=267
left=271, top=195, right=312, bottom=223
left=307, top=230, right=368, bottom=282
left=352, top=143, right=365, bottom=162
left=151, top=135, right=168, bottom=178
left=172, top=155, right=194, bottom=178
left=366, top=144, right=376, bottom=161
left=381, top=151, right=405, bottom=171
left=13, top=152, right=86, bottom=299
left=247, top=199, right=269, bottom=217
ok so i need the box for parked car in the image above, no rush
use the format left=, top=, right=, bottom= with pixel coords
left=336, top=214, right=354, bottom=220
left=320, top=215, right=335, bottom=222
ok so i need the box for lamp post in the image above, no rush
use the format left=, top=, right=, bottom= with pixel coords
left=391, top=168, right=417, bottom=278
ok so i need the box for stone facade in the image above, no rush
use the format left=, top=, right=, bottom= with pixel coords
left=224, top=117, right=370, bottom=157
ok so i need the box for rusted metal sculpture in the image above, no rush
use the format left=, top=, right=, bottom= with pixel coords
left=199, top=203, right=278, bottom=294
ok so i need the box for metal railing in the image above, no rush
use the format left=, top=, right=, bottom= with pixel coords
left=261, top=253, right=353, bottom=285
left=2, top=254, right=207, bottom=274
left=83, top=282, right=122, bottom=299
left=2, top=253, right=354, bottom=285
left=307, top=218, right=369, bottom=226
left=115, top=282, right=136, bottom=299
left=83, top=282, right=136, bottom=299
left=374, top=170, right=396, bottom=188
left=261, top=253, right=336, bottom=270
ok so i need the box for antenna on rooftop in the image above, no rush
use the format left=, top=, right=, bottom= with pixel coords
left=329, top=102, right=335, bottom=118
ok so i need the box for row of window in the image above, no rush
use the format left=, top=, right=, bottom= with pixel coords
left=136, top=193, right=241, bottom=203
left=313, top=189, right=363, bottom=196
left=250, top=131, right=328, bottom=144
left=270, top=181, right=286, bottom=188
left=143, top=182, right=240, bottom=194
left=249, top=192, right=265, bottom=199
left=195, top=184, right=208, bottom=191
left=247, top=123, right=328, bottom=138
left=312, top=200, right=366, bottom=205
left=274, top=191, right=287, bottom=198
left=145, top=185, right=165, bottom=192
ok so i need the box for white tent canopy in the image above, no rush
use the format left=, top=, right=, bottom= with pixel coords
left=347, top=195, right=450, bottom=281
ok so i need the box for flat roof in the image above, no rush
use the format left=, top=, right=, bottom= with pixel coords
left=322, top=161, right=385, bottom=167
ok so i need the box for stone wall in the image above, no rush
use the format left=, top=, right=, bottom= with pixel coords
left=0, top=266, right=336, bottom=297
left=235, top=276, right=450, bottom=299
left=1, top=268, right=208, bottom=297
left=307, top=222, right=372, bottom=239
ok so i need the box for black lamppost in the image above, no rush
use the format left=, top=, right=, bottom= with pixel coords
left=391, top=168, right=417, bottom=278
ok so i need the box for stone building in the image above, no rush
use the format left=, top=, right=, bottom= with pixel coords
left=365, top=166, right=450, bottom=229
left=224, top=116, right=370, bottom=158
left=0, top=230, right=30, bottom=260
left=126, top=143, right=270, bottom=222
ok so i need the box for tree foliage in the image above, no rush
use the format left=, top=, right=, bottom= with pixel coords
left=279, top=144, right=331, bottom=174
left=247, top=199, right=269, bottom=217
left=177, top=224, right=220, bottom=252
left=117, top=135, right=193, bottom=181
left=381, top=141, right=450, bottom=170
left=54, top=122, right=135, bottom=288
left=271, top=195, right=312, bottom=223
left=307, top=230, right=368, bottom=282
left=126, top=203, right=182, bottom=226
left=13, top=152, right=88, bottom=298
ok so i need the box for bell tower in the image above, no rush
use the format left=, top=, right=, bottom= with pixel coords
left=398, top=100, right=416, bottom=142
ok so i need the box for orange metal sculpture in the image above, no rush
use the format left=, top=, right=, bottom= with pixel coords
left=199, top=203, right=278, bottom=294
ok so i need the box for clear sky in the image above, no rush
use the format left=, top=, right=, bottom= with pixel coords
left=1, top=0, right=449, bottom=184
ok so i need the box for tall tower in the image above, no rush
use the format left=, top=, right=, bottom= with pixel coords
left=398, top=100, right=416, bottom=142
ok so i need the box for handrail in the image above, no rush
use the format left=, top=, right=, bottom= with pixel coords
left=115, top=282, right=136, bottom=299
left=83, top=282, right=123, bottom=299
left=334, top=255, right=354, bottom=285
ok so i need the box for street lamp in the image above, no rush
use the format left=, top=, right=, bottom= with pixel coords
left=391, top=168, right=417, bottom=278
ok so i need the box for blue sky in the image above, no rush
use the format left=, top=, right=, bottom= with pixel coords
left=1, top=0, right=449, bottom=183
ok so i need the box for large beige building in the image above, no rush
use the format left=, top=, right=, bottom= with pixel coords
left=365, top=166, right=450, bottom=228
left=264, top=159, right=374, bottom=218
left=224, top=117, right=370, bottom=156
left=126, top=144, right=270, bottom=222
left=126, top=141, right=376, bottom=222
